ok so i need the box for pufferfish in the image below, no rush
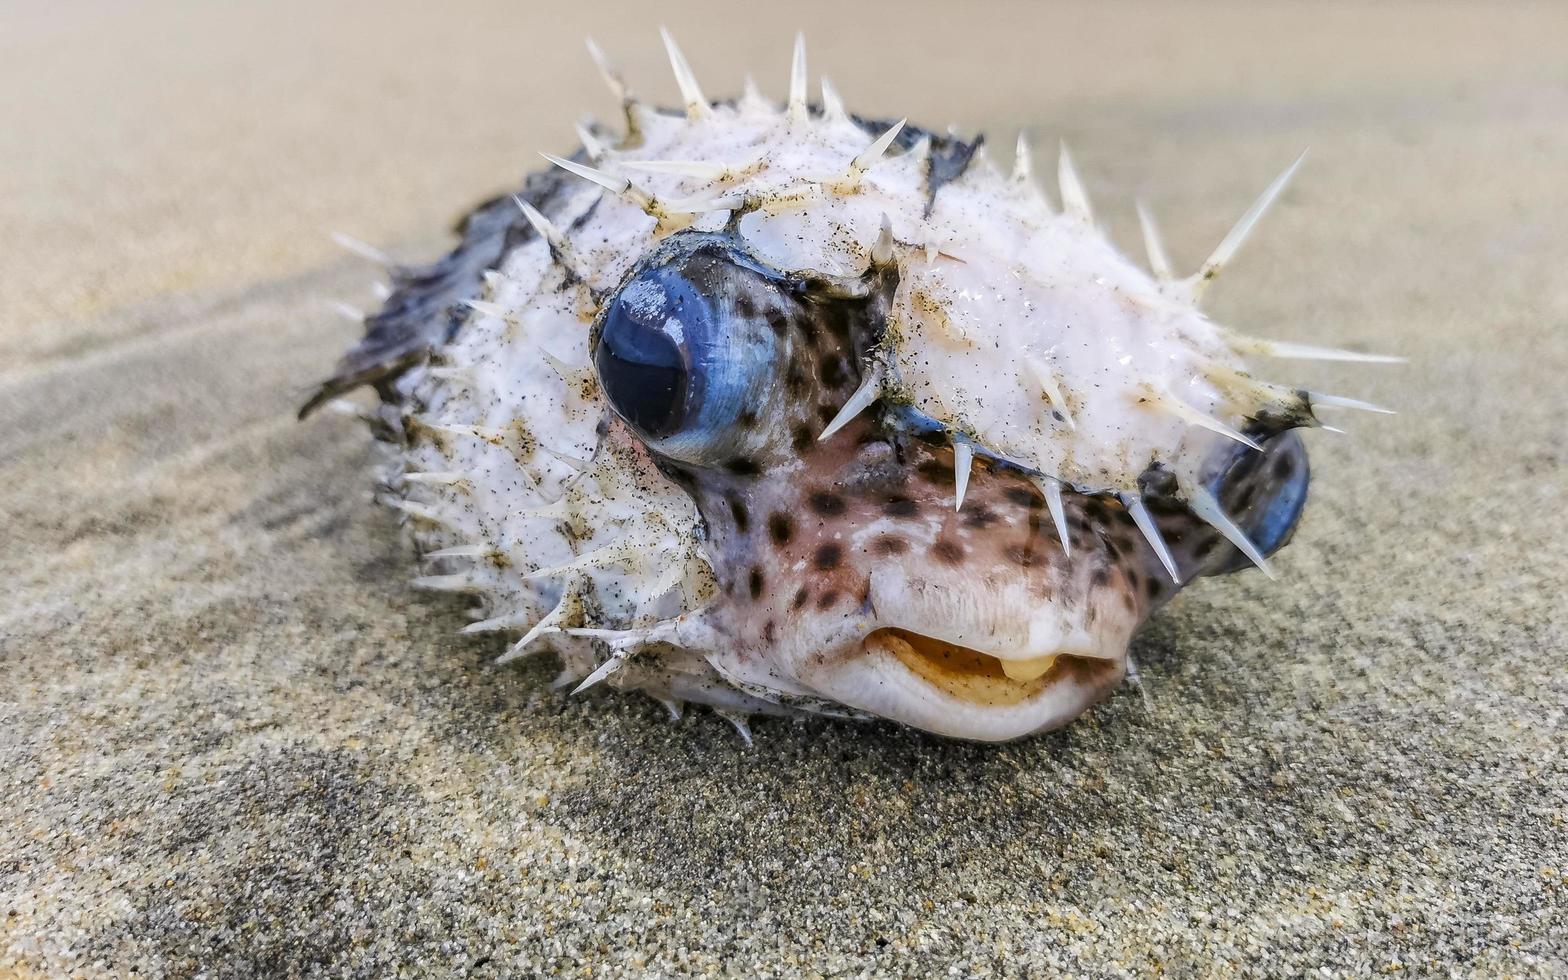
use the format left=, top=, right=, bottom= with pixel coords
left=304, top=32, right=1395, bottom=742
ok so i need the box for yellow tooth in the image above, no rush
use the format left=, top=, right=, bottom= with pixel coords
left=999, top=654, right=1059, bottom=682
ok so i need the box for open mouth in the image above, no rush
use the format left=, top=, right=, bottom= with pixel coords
left=863, top=627, right=1077, bottom=706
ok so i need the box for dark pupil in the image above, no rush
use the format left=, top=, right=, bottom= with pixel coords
left=595, top=297, right=687, bottom=438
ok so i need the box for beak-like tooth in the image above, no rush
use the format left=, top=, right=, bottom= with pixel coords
left=998, top=654, right=1059, bottom=682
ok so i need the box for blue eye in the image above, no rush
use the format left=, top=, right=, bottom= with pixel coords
left=595, top=274, right=700, bottom=440
left=592, top=234, right=793, bottom=464
left=1205, top=429, right=1310, bottom=574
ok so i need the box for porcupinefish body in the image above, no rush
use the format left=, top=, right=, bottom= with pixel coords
left=305, top=32, right=1392, bottom=741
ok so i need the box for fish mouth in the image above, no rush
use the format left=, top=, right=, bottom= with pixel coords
left=863, top=627, right=1102, bottom=707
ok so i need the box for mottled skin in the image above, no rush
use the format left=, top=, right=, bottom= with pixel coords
left=307, top=86, right=1315, bottom=740
left=604, top=230, right=1305, bottom=737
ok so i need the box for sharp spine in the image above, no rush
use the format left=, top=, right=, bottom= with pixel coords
left=1124, top=494, right=1181, bottom=584
left=1185, top=485, right=1276, bottom=579
left=461, top=610, right=531, bottom=635
left=1057, top=142, right=1092, bottom=223
left=715, top=709, right=754, bottom=746
left=572, top=650, right=629, bottom=694
left=1025, top=355, right=1076, bottom=429
left=410, top=572, right=484, bottom=594
left=584, top=37, right=629, bottom=104
left=787, top=32, right=808, bottom=123
left=871, top=214, right=896, bottom=265
left=1136, top=201, right=1175, bottom=282
left=953, top=442, right=974, bottom=511
left=1145, top=387, right=1262, bottom=451
left=385, top=498, right=452, bottom=526
left=1012, top=133, right=1037, bottom=192
left=1186, top=150, right=1308, bottom=301
left=422, top=543, right=489, bottom=559
left=498, top=579, right=585, bottom=664
left=820, top=77, right=846, bottom=122
left=330, top=232, right=392, bottom=266
left=403, top=471, right=468, bottom=486
left=659, top=27, right=711, bottom=120
left=818, top=361, right=885, bottom=441
left=1031, top=475, right=1072, bottom=558
left=848, top=119, right=906, bottom=177
left=1225, top=331, right=1405, bottom=363
left=329, top=300, right=364, bottom=322
left=574, top=122, right=608, bottom=162
left=1308, top=391, right=1395, bottom=414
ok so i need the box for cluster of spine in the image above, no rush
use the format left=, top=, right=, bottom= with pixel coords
left=330, top=30, right=1396, bottom=722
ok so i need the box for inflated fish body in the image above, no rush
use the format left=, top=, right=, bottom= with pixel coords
left=307, top=33, right=1392, bottom=741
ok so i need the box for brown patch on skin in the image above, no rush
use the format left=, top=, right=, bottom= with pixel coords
left=882, top=495, right=919, bottom=518
left=791, top=587, right=809, bottom=610
left=816, top=590, right=840, bottom=610
left=748, top=566, right=765, bottom=599
left=808, top=491, right=846, bottom=517
left=765, top=309, right=789, bottom=337
left=917, top=460, right=955, bottom=486
left=1003, top=544, right=1038, bottom=567
left=873, top=535, right=909, bottom=556
left=767, top=513, right=794, bottom=545
left=1004, top=486, right=1038, bottom=509
left=725, top=458, right=762, bottom=477
left=962, top=505, right=1000, bottom=529
left=819, top=355, right=850, bottom=388
left=763, top=620, right=777, bottom=642
left=728, top=497, right=750, bottom=533
left=931, top=538, right=965, bottom=565
left=813, top=543, right=843, bottom=571
left=791, top=425, right=814, bottom=452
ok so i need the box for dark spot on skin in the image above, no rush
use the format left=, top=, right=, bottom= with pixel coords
left=1272, top=455, right=1294, bottom=481
left=737, top=409, right=758, bottom=430
left=883, top=495, right=919, bottom=518
left=1142, top=575, right=1162, bottom=600
left=791, top=424, right=814, bottom=452
left=808, top=491, right=846, bottom=517
left=816, top=590, right=840, bottom=610
left=813, top=543, right=843, bottom=570
left=767, top=513, right=794, bottom=545
left=725, top=458, right=762, bottom=477
left=1004, top=486, right=1038, bottom=508
left=734, top=294, right=756, bottom=318
left=817, top=404, right=839, bottom=426
left=729, top=497, right=749, bottom=532
left=1091, top=567, right=1112, bottom=588
left=1004, top=544, right=1037, bottom=567
left=792, top=587, right=809, bottom=610
left=962, top=505, right=999, bottom=529
left=785, top=363, right=808, bottom=396
left=873, top=535, right=909, bottom=556
left=748, top=566, right=764, bottom=599
left=858, top=580, right=872, bottom=605
left=819, top=355, right=849, bottom=388
left=763, top=620, right=777, bottom=642
left=931, top=538, right=965, bottom=565
left=765, top=309, right=789, bottom=337
left=822, top=306, right=853, bottom=342
left=917, top=461, right=954, bottom=486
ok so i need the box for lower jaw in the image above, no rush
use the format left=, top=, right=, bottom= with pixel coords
left=863, top=627, right=1099, bottom=707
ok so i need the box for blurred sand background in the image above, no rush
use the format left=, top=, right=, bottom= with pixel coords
left=2, top=0, right=1565, bottom=974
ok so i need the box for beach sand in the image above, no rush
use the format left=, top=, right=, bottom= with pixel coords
left=2, top=1, right=1564, bottom=974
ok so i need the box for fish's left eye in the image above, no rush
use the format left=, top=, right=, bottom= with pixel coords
left=596, top=277, right=693, bottom=440
left=591, top=235, right=794, bottom=466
